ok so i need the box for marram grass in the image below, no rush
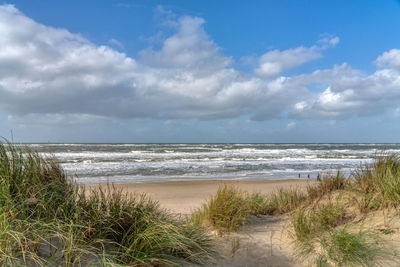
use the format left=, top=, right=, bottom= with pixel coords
left=191, top=184, right=305, bottom=233
left=290, top=152, right=400, bottom=266
left=3, top=139, right=400, bottom=266
left=0, top=141, right=215, bottom=266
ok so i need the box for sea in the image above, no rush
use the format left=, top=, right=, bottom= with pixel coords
left=23, top=143, right=400, bottom=184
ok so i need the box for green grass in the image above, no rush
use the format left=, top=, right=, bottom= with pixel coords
left=292, top=208, right=314, bottom=242
left=292, top=202, right=346, bottom=242
left=0, top=141, right=215, bottom=266
left=247, top=188, right=306, bottom=216
left=191, top=185, right=249, bottom=232
left=320, top=228, right=395, bottom=266
left=352, top=152, right=400, bottom=210
left=4, top=140, right=400, bottom=266
left=295, top=224, right=397, bottom=266
left=291, top=152, right=400, bottom=266
left=306, top=171, right=350, bottom=202
left=191, top=185, right=305, bottom=232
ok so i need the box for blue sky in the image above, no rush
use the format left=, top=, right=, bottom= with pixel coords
left=1, top=1, right=400, bottom=142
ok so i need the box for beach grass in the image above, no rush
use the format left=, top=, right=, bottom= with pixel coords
left=192, top=151, right=400, bottom=265
left=295, top=226, right=395, bottom=267
left=290, top=152, right=400, bottom=266
left=191, top=185, right=250, bottom=232
left=3, top=139, right=400, bottom=266
left=306, top=171, right=350, bottom=202
left=191, top=185, right=305, bottom=232
left=292, top=202, right=346, bottom=242
left=246, top=187, right=306, bottom=216
left=320, top=228, right=391, bottom=266
left=0, top=141, right=215, bottom=266
left=352, top=152, right=400, bottom=209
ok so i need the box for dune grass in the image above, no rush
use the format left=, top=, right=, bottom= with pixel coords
left=306, top=171, right=350, bottom=202
left=352, top=152, right=400, bottom=210
left=319, top=228, right=392, bottom=266
left=296, top=226, right=395, bottom=267
left=190, top=152, right=400, bottom=265
left=4, top=139, right=400, bottom=266
left=292, top=201, right=399, bottom=266
left=290, top=152, right=400, bottom=266
left=292, top=202, right=346, bottom=242
left=191, top=185, right=250, bottom=232
left=191, top=185, right=305, bottom=233
left=0, top=141, right=215, bottom=266
left=247, top=188, right=306, bottom=216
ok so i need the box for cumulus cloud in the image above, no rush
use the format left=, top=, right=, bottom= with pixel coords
left=375, top=49, right=400, bottom=70
left=289, top=64, right=400, bottom=119
left=0, top=4, right=303, bottom=121
left=254, top=36, right=339, bottom=78
left=0, top=4, right=400, bottom=125
left=139, top=16, right=232, bottom=70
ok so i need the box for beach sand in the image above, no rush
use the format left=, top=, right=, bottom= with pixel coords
left=90, top=179, right=315, bottom=266
left=91, top=179, right=315, bottom=215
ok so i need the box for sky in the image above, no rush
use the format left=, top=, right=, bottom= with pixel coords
left=1, top=0, right=400, bottom=143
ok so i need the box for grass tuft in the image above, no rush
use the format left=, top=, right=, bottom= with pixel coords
left=353, top=152, right=400, bottom=210
left=192, top=185, right=305, bottom=233
left=306, top=171, right=349, bottom=202
left=292, top=202, right=346, bottom=242
left=247, top=188, right=306, bottom=216
left=191, top=185, right=249, bottom=232
left=0, top=140, right=215, bottom=266
left=320, top=228, right=394, bottom=266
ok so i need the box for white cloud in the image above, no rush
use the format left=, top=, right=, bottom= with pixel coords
left=318, top=36, right=340, bottom=47
left=375, top=49, right=400, bottom=70
left=289, top=63, right=400, bottom=119
left=0, top=5, right=302, bottom=121
left=108, top=38, right=124, bottom=49
left=139, top=16, right=232, bottom=70
left=0, top=4, right=400, bottom=126
left=254, top=36, right=339, bottom=78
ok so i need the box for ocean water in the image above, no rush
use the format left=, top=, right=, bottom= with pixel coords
left=23, top=143, right=400, bottom=184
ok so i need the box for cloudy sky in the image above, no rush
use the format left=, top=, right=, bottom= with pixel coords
left=1, top=0, right=400, bottom=143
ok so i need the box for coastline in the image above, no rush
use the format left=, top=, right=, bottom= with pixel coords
left=89, top=178, right=316, bottom=214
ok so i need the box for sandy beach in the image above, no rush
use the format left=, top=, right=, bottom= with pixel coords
left=88, top=179, right=314, bottom=266
left=91, top=179, right=315, bottom=214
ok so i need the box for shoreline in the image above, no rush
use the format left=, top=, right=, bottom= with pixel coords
left=88, top=178, right=316, bottom=214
